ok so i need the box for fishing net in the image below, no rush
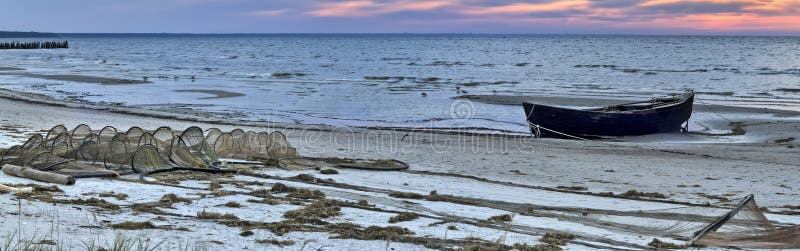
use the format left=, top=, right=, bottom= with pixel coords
left=102, top=139, right=133, bottom=172
left=137, top=132, right=156, bottom=146
left=98, top=126, right=118, bottom=143
left=125, top=126, right=145, bottom=143
left=70, top=124, right=92, bottom=147
left=26, top=151, right=69, bottom=171
left=176, top=126, right=217, bottom=165
left=0, top=145, right=24, bottom=165
left=205, top=128, right=222, bottom=147
left=4, top=124, right=299, bottom=176
left=45, top=125, right=68, bottom=144
left=22, top=134, right=45, bottom=150
left=131, top=144, right=172, bottom=174
left=50, top=141, right=71, bottom=156
left=73, top=133, right=102, bottom=163
left=524, top=194, right=800, bottom=249
left=692, top=195, right=800, bottom=249
left=152, top=127, right=175, bottom=159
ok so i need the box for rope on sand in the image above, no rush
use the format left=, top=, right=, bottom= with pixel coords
left=525, top=118, right=800, bottom=168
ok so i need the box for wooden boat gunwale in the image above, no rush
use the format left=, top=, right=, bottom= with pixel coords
left=523, top=91, right=694, bottom=138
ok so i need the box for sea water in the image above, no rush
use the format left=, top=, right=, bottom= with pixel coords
left=0, top=34, right=798, bottom=133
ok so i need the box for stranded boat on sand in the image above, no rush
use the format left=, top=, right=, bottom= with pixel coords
left=523, top=91, right=694, bottom=138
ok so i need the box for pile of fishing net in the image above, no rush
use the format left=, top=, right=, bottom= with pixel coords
left=0, top=124, right=299, bottom=176
left=537, top=194, right=800, bottom=249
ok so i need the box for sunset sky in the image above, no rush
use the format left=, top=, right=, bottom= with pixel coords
left=1, top=0, right=799, bottom=35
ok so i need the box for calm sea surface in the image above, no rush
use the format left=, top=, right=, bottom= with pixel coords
left=1, top=34, right=799, bottom=133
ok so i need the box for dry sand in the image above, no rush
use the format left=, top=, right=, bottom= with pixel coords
left=0, top=88, right=798, bottom=250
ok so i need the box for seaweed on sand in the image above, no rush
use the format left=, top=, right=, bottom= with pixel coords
left=224, top=201, right=242, bottom=208
left=255, top=238, right=295, bottom=247
left=270, top=183, right=295, bottom=193
left=150, top=171, right=230, bottom=184
left=331, top=225, right=414, bottom=241
left=619, top=190, right=667, bottom=199
left=287, top=188, right=325, bottom=200
left=110, top=221, right=188, bottom=231
left=320, top=168, right=339, bottom=174
left=648, top=238, right=686, bottom=249
left=131, top=193, right=193, bottom=215
left=540, top=233, right=575, bottom=246
left=283, top=199, right=341, bottom=222
left=110, top=221, right=158, bottom=230
left=197, top=210, right=240, bottom=220
left=388, top=212, right=419, bottom=223
left=15, top=190, right=120, bottom=211
left=159, top=193, right=192, bottom=205
left=555, top=186, right=587, bottom=191
left=98, top=191, right=128, bottom=200
left=247, top=198, right=282, bottom=205
left=389, top=191, right=424, bottom=199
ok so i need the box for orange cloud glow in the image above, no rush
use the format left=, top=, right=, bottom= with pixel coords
left=302, top=0, right=800, bottom=33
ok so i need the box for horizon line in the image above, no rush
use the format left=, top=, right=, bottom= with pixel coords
left=4, top=31, right=800, bottom=37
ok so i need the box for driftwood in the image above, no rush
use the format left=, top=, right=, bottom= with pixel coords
left=0, top=183, right=33, bottom=193
left=2, top=164, right=76, bottom=185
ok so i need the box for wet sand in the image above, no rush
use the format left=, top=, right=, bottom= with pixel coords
left=173, top=89, right=246, bottom=99
left=0, top=89, right=799, bottom=250
left=0, top=72, right=150, bottom=85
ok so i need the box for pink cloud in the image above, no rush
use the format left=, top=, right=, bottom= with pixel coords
left=307, top=0, right=456, bottom=17
left=302, top=0, right=800, bottom=33
left=459, top=0, right=589, bottom=15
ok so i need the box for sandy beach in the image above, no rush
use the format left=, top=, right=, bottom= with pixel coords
left=1, top=84, right=798, bottom=250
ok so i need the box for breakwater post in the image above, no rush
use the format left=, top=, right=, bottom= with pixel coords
left=0, top=40, right=68, bottom=49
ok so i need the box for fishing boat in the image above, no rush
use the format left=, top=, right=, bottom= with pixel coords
left=522, top=91, right=694, bottom=138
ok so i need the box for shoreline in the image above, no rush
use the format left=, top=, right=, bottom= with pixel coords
left=0, top=82, right=798, bottom=250
left=0, top=79, right=800, bottom=250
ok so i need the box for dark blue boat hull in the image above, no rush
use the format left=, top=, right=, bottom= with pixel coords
left=522, top=94, right=693, bottom=138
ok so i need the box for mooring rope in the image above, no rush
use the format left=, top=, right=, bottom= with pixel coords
left=694, top=96, right=734, bottom=123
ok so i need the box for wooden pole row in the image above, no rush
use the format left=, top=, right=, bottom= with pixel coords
left=0, top=40, right=68, bottom=49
